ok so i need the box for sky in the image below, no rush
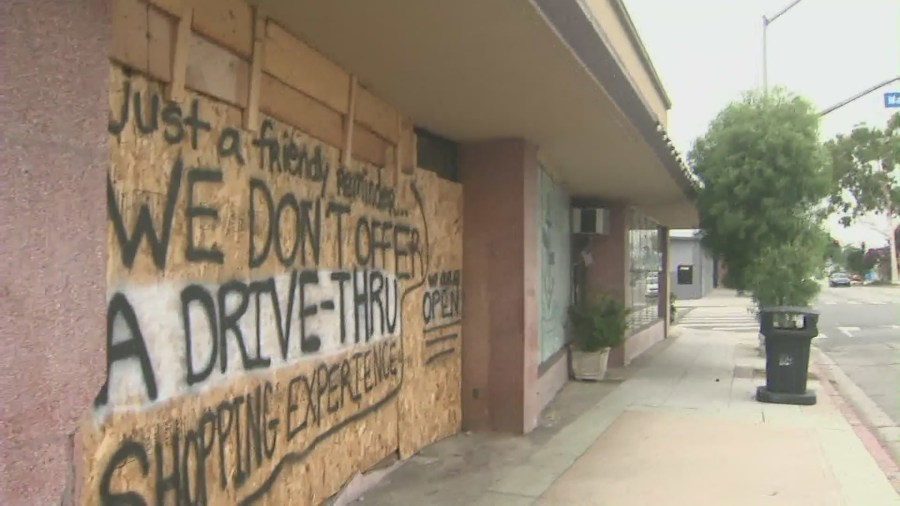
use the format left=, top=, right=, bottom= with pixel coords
left=623, top=0, right=899, bottom=247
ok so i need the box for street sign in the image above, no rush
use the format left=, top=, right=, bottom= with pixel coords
left=885, top=92, right=900, bottom=107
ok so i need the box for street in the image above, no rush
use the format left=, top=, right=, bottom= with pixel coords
left=815, top=285, right=900, bottom=424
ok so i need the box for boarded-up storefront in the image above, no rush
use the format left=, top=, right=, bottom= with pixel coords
left=87, top=1, right=463, bottom=503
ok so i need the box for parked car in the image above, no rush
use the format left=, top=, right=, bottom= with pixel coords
left=645, top=272, right=659, bottom=297
left=829, top=272, right=851, bottom=287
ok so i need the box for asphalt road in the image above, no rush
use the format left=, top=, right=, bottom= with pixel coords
left=814, top=285, right=900, bottom=424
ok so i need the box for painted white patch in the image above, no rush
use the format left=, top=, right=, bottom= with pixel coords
left=838, top=326, right=860, bottom=337
left=103, top=269, right=402, bottom=410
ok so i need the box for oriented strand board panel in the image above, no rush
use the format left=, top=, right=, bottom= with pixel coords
left=398, top=170, right=463, bottom=457
left=84, top=62, right=462, bottom=505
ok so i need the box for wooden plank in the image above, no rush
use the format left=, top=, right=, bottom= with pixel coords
left=353, top=124, right=388, bottom=168
left=244, top=9, right=266, bottom=130
left=167, top=1, right=193, bottom=101
left=356, top=86, right=400, bottom=144
left=147, top=6, right=175, bottom=82
left=148, top=0, right=183, bottom=16
left=342, top=76, right=357, bottom=166
left=264, top=22, right=350, bottom=114
left=192, top=0, right=253, bottom=59
left=185, top=34, right=250, bottom=108
left=110, top=0, right=149, bottom=72
left=260, top=74, right=344, bottom=148
left=393, top=115, right=402, bottom=182
left=400, top=118, right=417, bottom=173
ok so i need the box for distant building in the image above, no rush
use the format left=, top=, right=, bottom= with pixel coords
left=669, top=230, right=717, bottom=299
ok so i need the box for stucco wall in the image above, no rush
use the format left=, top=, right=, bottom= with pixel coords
left=461, top=139, right=541, bottom=435
left=0, top=1, right=109, bottom=504
left=670, top=238, right=714, bottom=300
left=582, top=0, right=669, bottom=125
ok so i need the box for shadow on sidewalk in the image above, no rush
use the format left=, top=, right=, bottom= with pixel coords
left=340, top=337, right=678, bottom=505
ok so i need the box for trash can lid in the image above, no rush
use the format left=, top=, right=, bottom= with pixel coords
left=759, top=306, right=819, bottom=315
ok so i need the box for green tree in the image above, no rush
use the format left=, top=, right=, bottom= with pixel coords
left=823, top=236, right=842, bottom=264
left=842, top=245, right=876, bottom=277
left=745, top=229, right=824, bottom=307
left=689, top=88, right=831, bottom=295
left=826, top=114, right=900, bottom=284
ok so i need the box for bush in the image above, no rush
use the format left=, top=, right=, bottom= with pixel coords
left=745, top=237, right=823, bottom=308
left=569, top=295, right=630, bottom=353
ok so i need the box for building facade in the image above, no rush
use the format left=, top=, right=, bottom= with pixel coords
left=670, top=231, right=717, bottom=300
left=1, top=0, right=697, bottom=504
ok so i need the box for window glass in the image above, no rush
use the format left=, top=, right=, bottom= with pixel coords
left=538, top=167, right=572, bottom=362
left=626, top=210, right=662, bottom=330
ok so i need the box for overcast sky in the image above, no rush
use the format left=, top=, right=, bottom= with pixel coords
left=624, top=0, right=899, bottom=247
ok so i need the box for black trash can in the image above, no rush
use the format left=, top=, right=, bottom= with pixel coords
left=755, top=306, right=819, bottom=406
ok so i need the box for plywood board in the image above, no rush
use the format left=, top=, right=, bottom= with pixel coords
left=244, top=9, right=265, bottom=130
left=259, top=73, right=344, bottom=149
left=110, top=0, right=149, bottom=70
left=397, top=170, right=464, bottom=458
left=149, top=0, right=183, bottom=16
left=147, top=6, right=176, bottom=82
left=186, top=33, right=250, bottom=108
left=264, top=22, right=351, bottom=114
left=88, top=64, right=461, bottom=505
left=192, top=0, right=253, bottom=58
left=167, top=1, right=192, bottom=100
left=94, top=2, right=463, bottom=502
left=353, top=123, right=389, bottom=168
left=357, top=86, right=399, bottom=144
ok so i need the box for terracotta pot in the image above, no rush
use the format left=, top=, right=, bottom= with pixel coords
left=570, top=346, right=611, bottom=381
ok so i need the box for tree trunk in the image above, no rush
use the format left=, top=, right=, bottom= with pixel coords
left=889, top=211, right=899, bottom=284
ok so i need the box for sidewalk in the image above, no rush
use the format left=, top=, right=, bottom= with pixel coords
left=675, top=288, right=758, bottom=308
left=347, top=299, right=900, bottom=506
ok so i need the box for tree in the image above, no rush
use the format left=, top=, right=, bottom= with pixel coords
left=826, top=114, right=900, bottom=284
left=745, top=230, right=824, bottom=307
left=818, top=231, right=842, bottom=265
left=689, top=88, right=831, bottom=296
left=843, top=245, right=876, bottom=277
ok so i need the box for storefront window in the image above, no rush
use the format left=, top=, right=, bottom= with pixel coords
left=626, top=210, right=662, bottom=330
left=538, top=167, right=572, bottom=363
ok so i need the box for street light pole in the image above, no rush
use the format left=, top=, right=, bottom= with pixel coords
left=818, top=76, right=900, bottom=116
left=763, top=16, right=769, bottom=92
left=763, top=0, right=806, bottom=93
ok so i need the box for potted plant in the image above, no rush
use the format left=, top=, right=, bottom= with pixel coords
left=669, top=291, right=677, bottom=323
left=569, top=294, right=630, bottom=381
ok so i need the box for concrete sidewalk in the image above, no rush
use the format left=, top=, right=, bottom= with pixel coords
left=349, top=308, right=900, bottom=505
left=675, top=288, right=757, bottom=308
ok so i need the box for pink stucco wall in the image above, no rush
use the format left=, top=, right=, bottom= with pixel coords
left=0, top=1, right=109, bottom=504
left=460, top=139, right=540, bottom=434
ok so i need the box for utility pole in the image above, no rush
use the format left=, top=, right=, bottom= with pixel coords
left=763, top=0, right=806, bottom=93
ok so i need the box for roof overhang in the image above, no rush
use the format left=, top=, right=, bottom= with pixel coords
left=254, top=0, right=698, bottom=228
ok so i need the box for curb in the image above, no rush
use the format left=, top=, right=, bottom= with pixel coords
left=812, top=349, right=900, bottom=489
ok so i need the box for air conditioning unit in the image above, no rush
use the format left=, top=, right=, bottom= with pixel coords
left=571, top=207, right=610, bottom=235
